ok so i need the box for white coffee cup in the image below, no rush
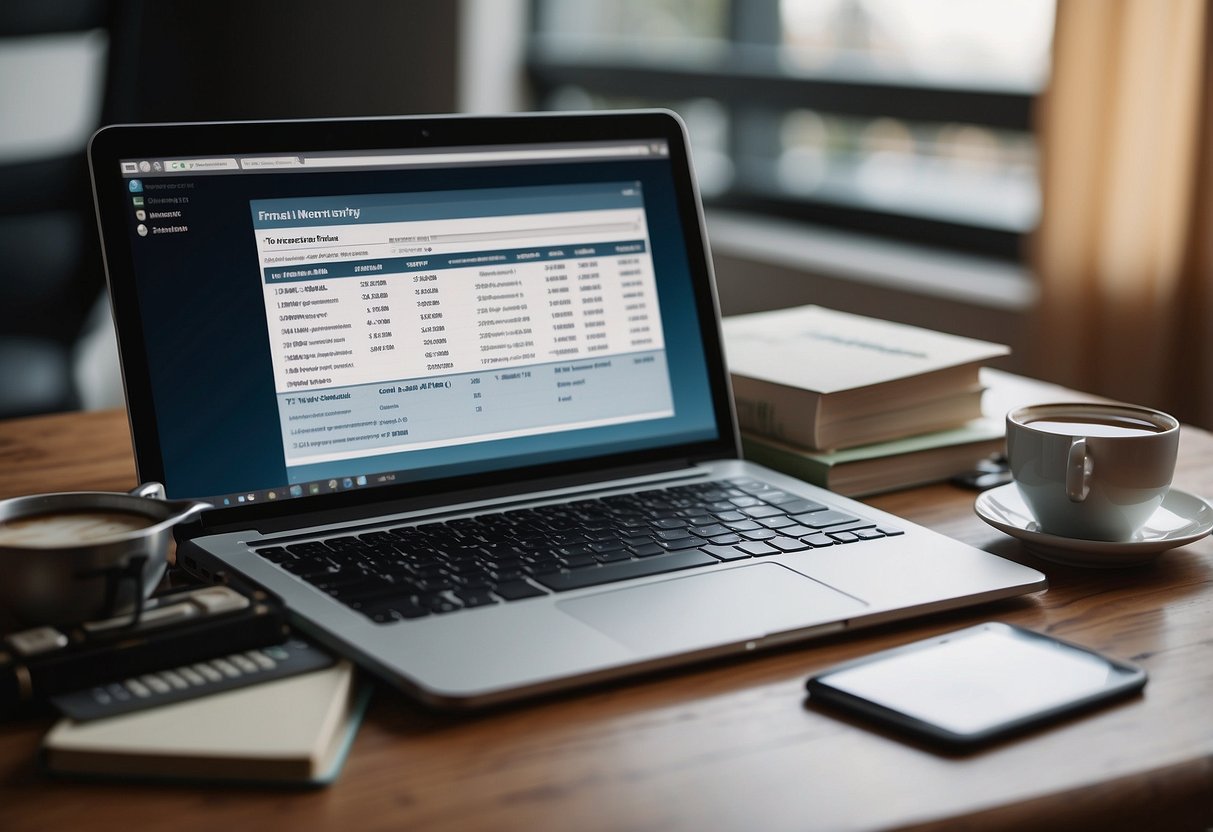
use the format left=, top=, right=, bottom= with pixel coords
left=1006, top=403, right=1180, bottom=541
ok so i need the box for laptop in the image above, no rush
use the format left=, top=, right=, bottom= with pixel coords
left=88, top=111, right=1045, bottom=708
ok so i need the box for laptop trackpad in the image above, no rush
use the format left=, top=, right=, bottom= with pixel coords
left=557, top=563, right=867, bottom=656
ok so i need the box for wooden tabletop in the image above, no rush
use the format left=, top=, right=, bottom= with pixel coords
left=2, top=404, right=1213, bottom=832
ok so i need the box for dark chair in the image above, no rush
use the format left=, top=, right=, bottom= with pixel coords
left=0, top=0, right=138, bottom=418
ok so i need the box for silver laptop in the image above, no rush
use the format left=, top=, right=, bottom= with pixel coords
left=89, top=111, right=1045, bottom=708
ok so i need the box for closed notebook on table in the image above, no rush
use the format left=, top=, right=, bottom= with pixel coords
left=41, top=660, right=366, bottom=786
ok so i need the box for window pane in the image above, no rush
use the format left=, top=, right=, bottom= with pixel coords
left=0, top=30, right=107, bottom=162
left=528, top=0, right=1056, bottom=252
left=761, top=110, right=1037, bottom=230
left=543, top=87, right=734, bottom=198
left=780, top=0, right=1055, bottom=89
left=538, top=0, right=730, bottom=41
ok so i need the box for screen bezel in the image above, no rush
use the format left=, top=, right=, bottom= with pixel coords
left=88, top=111, right=739, bottom=532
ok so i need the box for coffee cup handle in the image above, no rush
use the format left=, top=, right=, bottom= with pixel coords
left=1066, top=438, right=1093, bottom=501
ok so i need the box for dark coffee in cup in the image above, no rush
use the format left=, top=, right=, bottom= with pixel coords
left=0, top=510, right=154, bottom=548
left=1025, top=414, right=1167, bottom=438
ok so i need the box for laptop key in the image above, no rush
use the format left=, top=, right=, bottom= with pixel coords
left=777, top=499, right=828, bottom=514
left=534, top=550, right=718, bottom=592
left=494, top=580, right=548, bottom=601
left=454, top=590, right=498, bottom=608
left=287, top=542, right=331, bottom=557
left=280, top=560, right=341, bottom=580
left=524, top=561, right=562, bottom=578
left=701, top=545, right=752, bottom=562
left=357, top=531, right=395, bottom=544
left=742, top=504, right=785, bottom=519
left=755, top=491, right=802, bottom=505
left=736, top=541, right=779, bottom=557
left=629, top=543, right=665, bottom=558
left=557, top=543, right=595, bottom=557
left=768, top=536, right=811, bottom=553
left=595, top=549, right=632, bottom=563
left=657, top=536, right=706, bottom=551
left=424, top=596, right=463, bottom=614
left=367, top=601, right=430, bottom=622
left=796, top=510, right=860, bottom=529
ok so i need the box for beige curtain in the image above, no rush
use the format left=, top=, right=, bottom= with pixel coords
left=1032, top=0, right=1213, bottom=427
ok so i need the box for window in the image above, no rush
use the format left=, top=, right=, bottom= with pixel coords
left=527, top=0, right=1055, bottom=259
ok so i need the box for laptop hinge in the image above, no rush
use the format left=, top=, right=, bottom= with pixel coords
left=183, top=458, right=717, bottom=539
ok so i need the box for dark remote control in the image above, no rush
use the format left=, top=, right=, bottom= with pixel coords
left=51, top=638, right=335, bottom=721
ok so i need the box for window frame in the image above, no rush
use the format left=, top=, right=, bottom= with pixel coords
left=525, top=0, right=1042, bottom=261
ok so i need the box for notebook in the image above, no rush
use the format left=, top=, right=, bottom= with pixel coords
left=43, top=660, right=366, bottom=786
left=87, top=111, right=1045, bottom=708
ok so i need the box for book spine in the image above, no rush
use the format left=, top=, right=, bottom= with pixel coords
left=732, top=376, right=822, bottom=448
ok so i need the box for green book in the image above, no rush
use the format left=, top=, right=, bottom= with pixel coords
left=742, top=418, right=1005, bottom=498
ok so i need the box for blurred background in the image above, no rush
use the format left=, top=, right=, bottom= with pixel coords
left=3, top=0, right=1211, bottom=426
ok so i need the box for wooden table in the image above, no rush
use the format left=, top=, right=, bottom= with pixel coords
left=2, top=404, right=1213, bottom=831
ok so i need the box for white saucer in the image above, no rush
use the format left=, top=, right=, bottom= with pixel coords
left=974, top=483, right=1213, bottom=568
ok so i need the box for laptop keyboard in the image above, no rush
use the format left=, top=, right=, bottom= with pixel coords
left=252, top=478, right=902, bottom=624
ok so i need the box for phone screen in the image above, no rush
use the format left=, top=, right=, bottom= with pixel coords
left=808, top=622, right=1145, bottom=744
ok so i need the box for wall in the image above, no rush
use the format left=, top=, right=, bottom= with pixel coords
left=113, top=1, right=459, bottom=122
left=707, top=213, right=1034, bottom=372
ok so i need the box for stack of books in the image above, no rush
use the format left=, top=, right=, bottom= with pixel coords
left=722, top=305, right=1010, bottom=497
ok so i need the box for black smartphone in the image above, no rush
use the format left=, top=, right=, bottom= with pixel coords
left=950, top=453, right=1012, bottom=490
left=805, top=622, right=1146, bottom=748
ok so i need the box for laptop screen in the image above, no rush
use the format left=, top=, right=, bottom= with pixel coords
left=94, top=117, right=729, bottom=512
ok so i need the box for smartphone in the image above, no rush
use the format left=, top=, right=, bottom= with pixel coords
left=950, top=453, right=1012, bottom=490
left=805, top=622, right=1146, bottom=748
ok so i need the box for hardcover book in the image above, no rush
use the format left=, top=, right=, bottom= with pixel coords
left=723, top=306, right=1009, bottom=450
